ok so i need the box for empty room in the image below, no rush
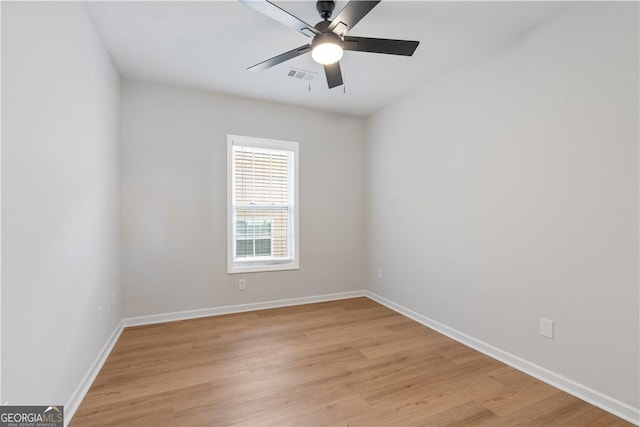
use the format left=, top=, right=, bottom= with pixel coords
left=1, top=0, right=639, bottom=426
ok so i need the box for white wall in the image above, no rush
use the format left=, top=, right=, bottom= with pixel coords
left=121, top=80, right=365, bottom=317
left=2, top=2, right=121, bottom=405
left=367, top=2, right=639, bottom=411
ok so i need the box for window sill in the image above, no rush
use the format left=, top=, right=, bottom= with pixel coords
left=228, top=261, right=299, bottom=274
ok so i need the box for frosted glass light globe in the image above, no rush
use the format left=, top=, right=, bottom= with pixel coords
left=311, top=42, right=344, bottom=65
left=311, top=32, right=344, bottom=65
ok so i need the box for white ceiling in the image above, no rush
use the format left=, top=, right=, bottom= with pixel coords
left=86, top=1, right=568, bottom=117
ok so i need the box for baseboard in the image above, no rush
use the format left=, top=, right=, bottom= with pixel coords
left=64, top=320, right=124, bottom=427
left=122, top=290, right=367, bottom=327
left=366, top=291, right=640, bottom=426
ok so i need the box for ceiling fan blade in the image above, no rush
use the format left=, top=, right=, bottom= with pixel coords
left=239, top=0, right=320, bottom=38
left=247, top=44, right=312, bottom=72
left=328, top=1, right=381, bottom=35
left=324, top=62, right=344, bottom=88
left=342, top=36, right=419, bottom=56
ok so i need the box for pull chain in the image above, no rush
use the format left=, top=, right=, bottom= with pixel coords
left=308, top=54, right=312, bottom=92
left=342, top=56, right=346, bottom=94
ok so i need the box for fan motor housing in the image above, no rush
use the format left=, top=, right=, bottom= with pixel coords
left=311, top=31, right=342, bottom=49
left=314, top=20, right=332, bottom=32
left=316, top=0, right=335, bottom=20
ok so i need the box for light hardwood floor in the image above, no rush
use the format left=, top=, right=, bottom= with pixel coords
left=71, top=298, right=632, bottom=426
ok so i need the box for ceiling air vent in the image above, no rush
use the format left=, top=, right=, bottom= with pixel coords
left=287, top=68, right=316, bottom=81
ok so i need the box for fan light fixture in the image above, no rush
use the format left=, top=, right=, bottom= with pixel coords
left=241, top=0, right=421, bottom=89
left=311, top=32, right=343, bottom=65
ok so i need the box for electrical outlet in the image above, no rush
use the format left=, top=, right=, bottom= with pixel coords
left=539, top=318, right=554, bottom=339
left=110, top=293, right=116, bottom=313
left=238, top=279, right=247, bottom=291
left=97, top=306, right=102, bottom=326
left=377, top=269, right=383, bottom=280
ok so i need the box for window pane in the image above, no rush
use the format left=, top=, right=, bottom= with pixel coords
left=254, top=239, right=271, bottom=256
left=236, top=240, right=253, bottom=258
left=254, top=220, right=271, bottom=237
left=236, top=220, right=248, bottom=238
left=235, top=209, right=287, bottom=258
left=234, top=147, right=290, bottom=206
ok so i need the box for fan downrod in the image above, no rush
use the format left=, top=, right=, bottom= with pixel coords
left=315, top=0, right=335, bottom=20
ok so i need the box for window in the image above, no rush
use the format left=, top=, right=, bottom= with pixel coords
left=227, top=135, right=299, bottom=273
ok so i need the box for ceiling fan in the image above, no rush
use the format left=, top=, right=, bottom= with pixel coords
left=239, top=0, right=420, bottom=89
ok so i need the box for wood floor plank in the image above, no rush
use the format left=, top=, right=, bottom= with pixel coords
left=70, top=298, right=633, bottom=427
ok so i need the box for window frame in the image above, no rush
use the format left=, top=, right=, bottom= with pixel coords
left=227, top=134, right=299, bottom=274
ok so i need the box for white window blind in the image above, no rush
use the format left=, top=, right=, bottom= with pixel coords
left=227, top=135, right=299, bottom=273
